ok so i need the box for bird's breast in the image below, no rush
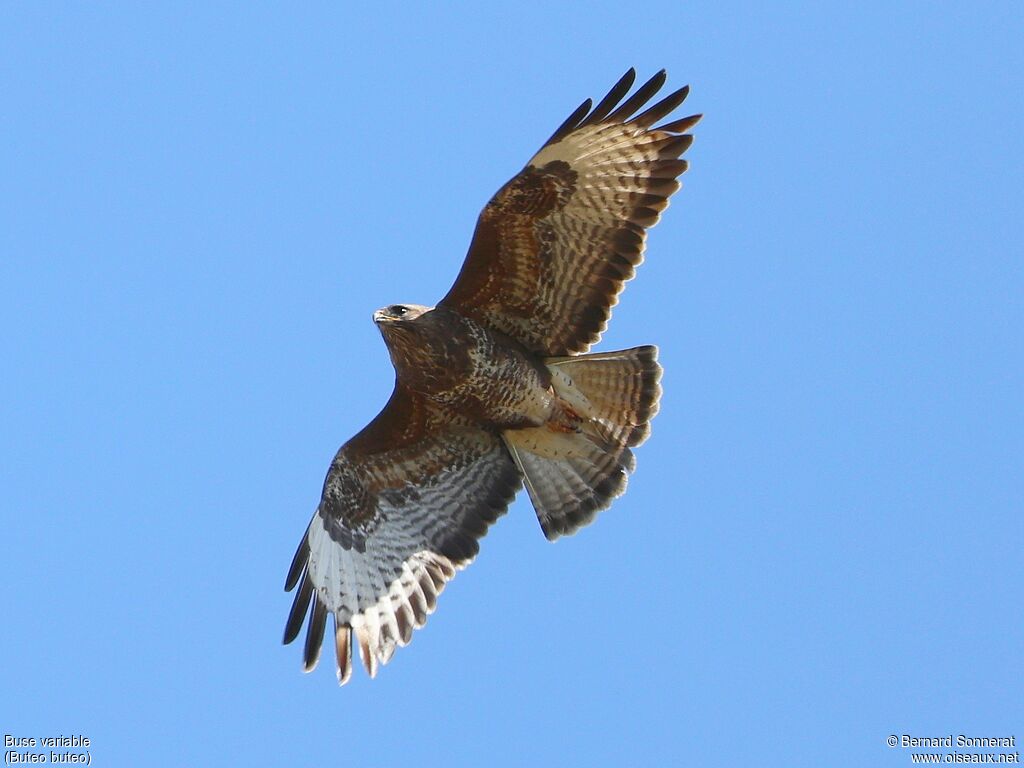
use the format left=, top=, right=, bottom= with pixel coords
left=399, top=314, right=554, bottom=429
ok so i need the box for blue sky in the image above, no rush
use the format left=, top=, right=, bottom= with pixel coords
left=2, top=2, right=1021, bottom=766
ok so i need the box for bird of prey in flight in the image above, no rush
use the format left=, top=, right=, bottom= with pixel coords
left=283, top=68, right=700, bottom=684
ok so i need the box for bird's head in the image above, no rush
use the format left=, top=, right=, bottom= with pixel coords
left=373, top=303, right=458, bottom=386
left=373, top=304, right=433, bottom=359
left=372, top=304, right=431, bottom=326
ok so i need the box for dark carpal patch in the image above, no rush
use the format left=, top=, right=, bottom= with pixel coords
left=319, top=467, right=375, bottom=551
left=492, top=161, right=578, bottom=218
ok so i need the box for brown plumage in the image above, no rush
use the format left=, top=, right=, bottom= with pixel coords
left=284, top=69, right=700, bottom=684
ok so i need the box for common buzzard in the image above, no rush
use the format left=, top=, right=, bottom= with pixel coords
left=284, top=69, right=700, bottom=684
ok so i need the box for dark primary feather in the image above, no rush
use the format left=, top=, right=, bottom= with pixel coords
left=655, top=113, right=702, bottom=134
left=630, top=84, right=690, bottom=128
left=578, top=68, right=637, bottom=127
left=284, top=533, right=309, bottom=592
left=606, top=69, right=667, bottom=123
left=304, top=597, right=328, bottom=672
left=283, top=570, right=312, bottom=645
left=543, top=98, right=593, bottom=147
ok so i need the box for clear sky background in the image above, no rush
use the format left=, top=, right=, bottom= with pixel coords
left=2, top=3, right=1021, bottom=766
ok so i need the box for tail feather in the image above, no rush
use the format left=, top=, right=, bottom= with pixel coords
left=503, top=345, right=661, bottom=540
left=546, top=345, right=662, bottom=447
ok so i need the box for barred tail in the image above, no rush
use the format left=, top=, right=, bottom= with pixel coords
left=502, top=345, right=662, bottom=540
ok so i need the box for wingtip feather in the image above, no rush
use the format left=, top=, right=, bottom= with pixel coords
left=284, top=535, right=309, bottom=591
left=283, top=570, right=313, bottom=645
left=334, top=617, right=353, bottom=685
left=656, top=112, right=702, bottom=134
left=302, top=596, right=327, bottom=672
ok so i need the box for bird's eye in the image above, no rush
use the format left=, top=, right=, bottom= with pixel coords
left=391, top=305, right=408, bottom=317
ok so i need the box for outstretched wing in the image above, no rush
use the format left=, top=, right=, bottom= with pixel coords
left=439, top=69, right=701, bottom=356
left=283, top=385, right=521, bottom=684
